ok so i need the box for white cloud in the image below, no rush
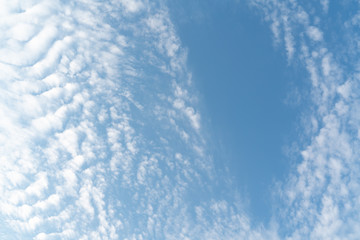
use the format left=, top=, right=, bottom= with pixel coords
left=6, top=171, right=27, bottom=187
left=172, top=81, right=201, bottom=131
left=320, top=0, right=329, bottom=13
left=184, top=106, right=201, bottom=130
left=321, top=54, right=331, bottom=76
left=337, top=80, right=352, bottom=99
left=57, top=128, right=80, bottom=157
left=10, top=22, right=36, bottom=42
left=77, top=183, right=95, bottom=218
left=3, top=25, right=58, bottom=66
left=307, top=26, right=323, bottom=42
left=120, top=0, right=144, bottom=13
left=60, top=168, right=78, bottom=196
left=249, top=0, right=360, bottom=239
left=25, top=172, right=48, bottom=198
left=283, top=16, right=295, bottom=60
left=34, top=194, right=61, bottom=211
left=146, top=11, right=181, bottom=59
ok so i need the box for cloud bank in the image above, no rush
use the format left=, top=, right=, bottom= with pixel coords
left=0, top=0, right=258, bottom=239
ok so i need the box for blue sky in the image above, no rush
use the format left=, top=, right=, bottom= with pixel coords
left=168, top=0, right=302, bottom=222
left=1, top=0, right=360, bottom=239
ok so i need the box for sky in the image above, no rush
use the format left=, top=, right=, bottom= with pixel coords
left=168, top=0, right=301, bottom=222
left=1, top=0, right=360, bottom=239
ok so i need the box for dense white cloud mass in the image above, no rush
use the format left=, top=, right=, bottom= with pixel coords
left=0, top=0, right=266, bottom=239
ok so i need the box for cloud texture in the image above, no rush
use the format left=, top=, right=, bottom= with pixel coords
left=1, top=0, right=360, bottom=239
left=0, top=0, right=210, bottom=239
left=251, top=0, right=360, bottom=239
left=0, top=0, right=259, bottom=239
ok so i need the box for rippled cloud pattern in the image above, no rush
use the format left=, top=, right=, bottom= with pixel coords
left=1, top=0, right=360, bottom=239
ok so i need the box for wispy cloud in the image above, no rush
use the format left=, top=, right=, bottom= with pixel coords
left=250, top=0, right=360, bottom=238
